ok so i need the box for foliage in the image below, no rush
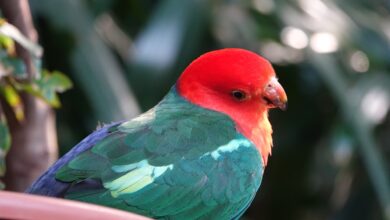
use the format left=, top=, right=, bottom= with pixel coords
left=12, top=70, right=73, bottom=108
left=0, top=18, right=72, bottom=187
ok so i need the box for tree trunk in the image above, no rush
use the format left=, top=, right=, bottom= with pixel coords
left=0, top=0, right=58, bottom=191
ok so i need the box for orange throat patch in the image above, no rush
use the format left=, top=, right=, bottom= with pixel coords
left=237, top=111, right=273, bottom=166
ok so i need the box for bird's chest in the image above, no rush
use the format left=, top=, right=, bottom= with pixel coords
left=193, top=139, right=264, bottom=203
left=203, top=138, right=263, bottom=176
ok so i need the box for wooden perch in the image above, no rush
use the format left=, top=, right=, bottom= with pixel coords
left=0, top=191, right=150, bottom=220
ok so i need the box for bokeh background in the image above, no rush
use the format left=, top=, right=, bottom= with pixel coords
left=17, top=0, right=390, bottom=219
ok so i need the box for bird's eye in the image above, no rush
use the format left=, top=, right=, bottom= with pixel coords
left=231, top=90, right=247, bottom=101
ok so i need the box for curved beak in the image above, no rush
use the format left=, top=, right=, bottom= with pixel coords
left=263, top=77, right=288, bottom=111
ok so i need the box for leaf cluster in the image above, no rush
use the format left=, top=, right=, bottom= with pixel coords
left=0, top=18, right=72, bottom=188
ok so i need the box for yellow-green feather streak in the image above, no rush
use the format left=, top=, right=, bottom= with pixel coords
left=106, top=160, right=173, bottom=197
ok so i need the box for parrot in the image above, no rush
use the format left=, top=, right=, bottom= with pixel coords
left=27, top=48, right=287, bottom=219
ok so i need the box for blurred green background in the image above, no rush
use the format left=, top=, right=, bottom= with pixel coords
left=26, top=0, right=390, bottom=219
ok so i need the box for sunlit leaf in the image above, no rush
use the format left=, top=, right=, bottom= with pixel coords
left=0, top=20, right=42, bottom=58
left=0, top=85, right=24, bottom=121
left=0, top=34, right=15, bottom=55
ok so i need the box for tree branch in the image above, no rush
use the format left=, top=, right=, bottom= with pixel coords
left=0, top=0, right=58, bottom=191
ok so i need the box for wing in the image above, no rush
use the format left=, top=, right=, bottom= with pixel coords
left=58, top=125, right=262, bottom=219
left=26, top=122, right=122, bottom=196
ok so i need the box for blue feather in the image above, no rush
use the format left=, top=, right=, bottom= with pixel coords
left=26, top=122, right=121, bottom=196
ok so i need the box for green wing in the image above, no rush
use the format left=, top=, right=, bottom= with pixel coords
left=56, top=88, right=263, bottom=219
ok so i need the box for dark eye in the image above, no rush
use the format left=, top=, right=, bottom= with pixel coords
left=231, top=90, right=247, bottom=101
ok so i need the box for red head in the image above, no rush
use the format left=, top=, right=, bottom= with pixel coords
left=177, top=48, right=287, bottom=165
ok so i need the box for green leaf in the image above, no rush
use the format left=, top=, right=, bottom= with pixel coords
left=40, top=70, right=73, bottom=93
left=0, top=34, right=15, bottom=55
left=0, top=85, right=24, bottom=121
left=36, top=70, right=72, bottom=107
left=1, top=56, right=27, bottom=78
left=0, top=113, right=11, bottom=179
left=16, top=70, right=73, bottom=108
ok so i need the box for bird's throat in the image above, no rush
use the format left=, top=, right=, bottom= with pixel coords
left=242, top=111, right=273, bottom=166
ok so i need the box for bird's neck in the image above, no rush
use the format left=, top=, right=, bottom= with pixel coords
left=227, top=108, right=272, bottom=166
left=242, top=111, right=273, bottom=166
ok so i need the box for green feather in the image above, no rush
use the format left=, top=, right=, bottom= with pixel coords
left=55, top=87, right=263, bottom=219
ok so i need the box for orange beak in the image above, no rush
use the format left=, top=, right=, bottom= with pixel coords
left=263, top=77, right=288, bottom=111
